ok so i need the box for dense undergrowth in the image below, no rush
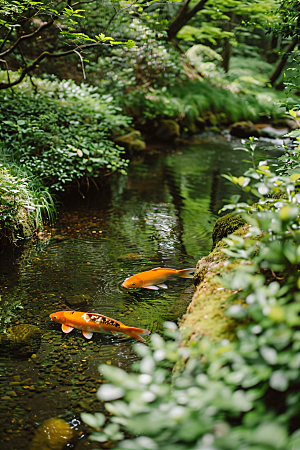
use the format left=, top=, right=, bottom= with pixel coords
left=0, top=77, right=132, bottom=193
left=0, top=77, right=132, bottom=243
left=85, top=45, right=296, bottom=131
left=81, top=138, right=300, bottom=449
left=0, top=44, right=298, bottom=246
left=0, top=163, right=56, bottom=245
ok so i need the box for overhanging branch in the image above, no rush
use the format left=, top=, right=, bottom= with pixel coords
left=167, top=0, right=209, bottom=41
left=0, top=16, right=57, bottom=58
left=0, top=42, right=107, bottom=90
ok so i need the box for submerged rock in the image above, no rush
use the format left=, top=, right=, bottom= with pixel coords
left=229, top=121, right=260, bottom=138
left=65, top=293, right=92, bottom=308
left=30, top=417, right=73, bottom=450
left=114, top=131, right=146, bottom=152
left=0, top=324, right=42, bottom=356
left=117, top=252, right=141, bottom=262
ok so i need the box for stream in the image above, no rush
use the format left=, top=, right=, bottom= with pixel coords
left=0, top=136, right=283, bottom=449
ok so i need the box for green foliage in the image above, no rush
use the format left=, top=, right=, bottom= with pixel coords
left=87, top=29, right=186, bottom=93
left=130, top=80, right=286, bottom=126
left=0, top=0, right=135, bottom=90
left=86, top=35, right=293, bottom=131
left=0, top=163, right=56, bottom=241
left=177, top=23, right=234, bottom=45
left=272, top=0, right=300, bottom=39
left=82, top=140, right=300, bottom=450
left=186, top=44, right=223, bottom=76
left=0, top=79, right=131, bottom=191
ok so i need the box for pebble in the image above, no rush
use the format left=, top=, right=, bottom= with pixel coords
left=7, top=391, right=17, bottom=397
left=21, top=378, right=32, bottom=385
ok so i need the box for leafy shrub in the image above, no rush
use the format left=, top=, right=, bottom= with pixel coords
left=186, top=44, right=223, bottom=78
left=82, top=140, right=300, bottom=449
left=0, top=163, right=56, bottom=243
left=0, top=78, right=132, bottom=191
left=86, top=19, right=186, bottom=94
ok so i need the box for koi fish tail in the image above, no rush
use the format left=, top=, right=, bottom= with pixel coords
left=123, top=326, right=151, bottom=343
left=177, top=268, right=196, bottom=278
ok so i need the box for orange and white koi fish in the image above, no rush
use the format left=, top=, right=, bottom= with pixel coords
left=49, top=311, right=150, bottom=343
left=122, top=267, right=196, bottom=290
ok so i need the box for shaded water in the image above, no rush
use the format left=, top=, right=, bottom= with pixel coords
left=0, top=137, right=282, bottom=449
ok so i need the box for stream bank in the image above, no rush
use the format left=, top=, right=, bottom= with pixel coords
left=179, top=213, right=250, bottom=346
left=1, top=138, right=242, bottom=449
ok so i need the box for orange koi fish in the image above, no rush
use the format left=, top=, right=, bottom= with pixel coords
left=49, top=311, right=150, bottom=343
left=122, top=267, right=196, bottom=290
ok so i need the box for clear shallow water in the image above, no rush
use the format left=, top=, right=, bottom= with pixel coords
left=0, top=137, right=283, bottom=449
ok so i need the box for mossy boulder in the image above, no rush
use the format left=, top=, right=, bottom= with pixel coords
left=180, top=261, right=246, bottom=345
left=155, top=119, right=180, bottom=141
left=179, top=215, right=250, bottom=347
left=211, top=213, right=247, bottom=250
left=202, top=111, right=218, bottom=127
left=114, top=130, right=146, bottom=152
left=0, top=324, right=42, bottom=356
left=229, top=121, right=260, bottom=138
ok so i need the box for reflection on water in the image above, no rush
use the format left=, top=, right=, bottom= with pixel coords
left=0, top=137, right=283, bottom=449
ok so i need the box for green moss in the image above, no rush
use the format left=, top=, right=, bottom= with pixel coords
left=180, top=275, right=247, bottom=345
left=180, top=218, right=251, bottom=347
left=211, top=213, right=247, bottom=250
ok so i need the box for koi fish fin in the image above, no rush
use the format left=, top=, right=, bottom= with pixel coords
left=142, top=285, right=159, bottom=290
left=123, top=327, right=151, bottom=343
left=61, top=324, right=74, bottom=333
left=178, top=268, right=196, bottom=278
left=82, top=331, right=93, bottom=339
left=157, top=284, right=168, bottom=289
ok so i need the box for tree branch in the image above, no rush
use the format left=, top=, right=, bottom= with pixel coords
left=269, top=37, right=299, bottom=85
left=71, top=0, right=98, bottom=5
left=0, top=28, right=13, bottom=53
left=0, top=59, right=12, bottom=87
left=0, top=42, right=106, bottom=90
left=0, top=16, right=57, bottom=58
left=167, top=0, right=209, bottom=41
left=73, top=49, right=86, bottom=79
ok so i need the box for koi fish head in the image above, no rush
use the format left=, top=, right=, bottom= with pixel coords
left=50, top=311, right=67, bottom=324
left=122, top=275, right=143, bottom=289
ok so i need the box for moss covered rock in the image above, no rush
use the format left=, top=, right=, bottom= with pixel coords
left=229, top=121, right=260, bottom=138
left=114, top=130, right=146, bottom=152
left=211, top=213, right=247, bottom=250
left=0, top=324, right=42, bottom=356
left=155, top=119, right=180, bottom=141
left=179, top=219, right=250, bottom=347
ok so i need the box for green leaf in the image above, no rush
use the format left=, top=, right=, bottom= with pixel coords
left=81, top=412, right=105, bottom=428
left=269, top=371, right=289, bottom=391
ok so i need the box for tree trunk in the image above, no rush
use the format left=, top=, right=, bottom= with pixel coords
left=167, top=0, right=209, bottom=41
left=221, top=40, right=232, bottom=73
left=269, top=37, right=299, bottom=85
left=220, top=12, right=235, bottom=73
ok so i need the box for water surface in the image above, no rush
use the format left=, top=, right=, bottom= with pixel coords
left=0, top=137, right=281, bottom=449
